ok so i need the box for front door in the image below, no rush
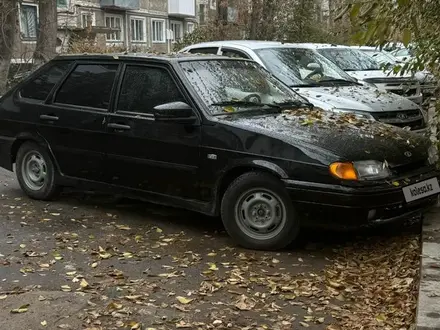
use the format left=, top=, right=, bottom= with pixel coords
left=104, top=63, right=201, bottom=200
left=38, top=62, right=120, bottom=182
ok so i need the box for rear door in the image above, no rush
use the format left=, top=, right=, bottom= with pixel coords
left=103, top=62, right=202, bottom=200
left=38, top=61, right=120, bottom=181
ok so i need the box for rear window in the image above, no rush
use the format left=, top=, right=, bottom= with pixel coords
left=188, top=47, right=219, bottom=55
left=19, top=61, right=72, bottom=101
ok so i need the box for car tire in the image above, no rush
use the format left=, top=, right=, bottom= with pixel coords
left=16, top=142, right=60, bottom=200
left=221, top=171, right=300, bottom=250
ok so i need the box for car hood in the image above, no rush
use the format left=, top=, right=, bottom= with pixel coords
left=293, top=85, right=418, bottom=112
left=346, top=70, right=413, bottom=80
left=217, top=108, right=429, bottom=167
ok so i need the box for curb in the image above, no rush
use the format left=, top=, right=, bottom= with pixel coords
left=417, top=202, right=440, bottom=330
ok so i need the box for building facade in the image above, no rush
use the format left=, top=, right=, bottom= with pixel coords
left=14, top=0, right=200, bottom=62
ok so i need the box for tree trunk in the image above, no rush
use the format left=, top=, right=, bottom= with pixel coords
left=0, top=0, right=18, bottom=95
left=34, top=0, right=57, bottom=64
left=249, top=0, right=261, bottom=39
left=262, top=0, right=276, bottom=40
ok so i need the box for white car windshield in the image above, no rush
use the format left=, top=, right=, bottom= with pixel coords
left=317, top=48, right=381, bottom=71
left=254, top=47, right=356, bottom=87
left=180, top=59, right=307, bottom=115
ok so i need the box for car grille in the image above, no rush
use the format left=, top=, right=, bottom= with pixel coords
left=390, top=88, right=419, bottom=97
left=389, top=160, right=428, bottom=176
left=372, top=110, right=425, bottom=130
left=364, top=77, right=420, bottom=97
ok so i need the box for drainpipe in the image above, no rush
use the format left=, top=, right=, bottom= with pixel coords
left=125, top=11, right=129, bottom=51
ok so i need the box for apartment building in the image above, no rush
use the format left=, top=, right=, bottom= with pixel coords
left=14, top=0, right=199, bottom=62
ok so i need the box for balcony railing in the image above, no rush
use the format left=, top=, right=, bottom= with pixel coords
left=168, top=0, right=195, bottom=17
left=100, top=0, right=140, bottom=10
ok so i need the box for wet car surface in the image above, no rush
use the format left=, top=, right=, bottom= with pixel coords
left=0, top=53, right=438, bottom=251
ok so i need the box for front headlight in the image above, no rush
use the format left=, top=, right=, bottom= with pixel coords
left=330, top=160, right=391, bottom=181
left=331, top=108, right=375, bottom=120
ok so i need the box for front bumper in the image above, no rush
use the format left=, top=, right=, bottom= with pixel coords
left=283, top=170, right=440, bottom=229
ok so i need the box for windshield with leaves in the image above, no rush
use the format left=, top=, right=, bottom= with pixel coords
left=317, top=48, right=381, bottom=71
left=254, top=48, right=355, bottom=87
left=180, top=60, right=305, bottom=114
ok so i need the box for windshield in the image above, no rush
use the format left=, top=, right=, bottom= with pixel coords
left=370, top=52, right=399, bottom=65
left=317, top=48, right=381, bottom=71
left=180, top=59, right=305, bottom=114
left=254, top=48, right=355, bottom=87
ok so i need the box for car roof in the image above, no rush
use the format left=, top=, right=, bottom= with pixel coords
left=52, top=52, right=234, bottom=63
left=183, top=41, right=356, bottom=51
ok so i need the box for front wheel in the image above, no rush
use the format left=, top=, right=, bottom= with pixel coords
left=221, top=172, right=300, bottom=250
left=15, top=142, right=60, bottom=200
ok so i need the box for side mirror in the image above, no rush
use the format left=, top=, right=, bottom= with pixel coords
left=306, top=62, right=322, bottom=72
left=153, top=101, right=197, bottom=123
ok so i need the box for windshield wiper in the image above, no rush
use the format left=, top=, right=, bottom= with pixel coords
left=274, top=100, right=314, bottom=108
left=317, top=78, right=356, bottom=85
left=211, top=99, right=311, bottom=116
left=211, top=100, right=275, bottom=108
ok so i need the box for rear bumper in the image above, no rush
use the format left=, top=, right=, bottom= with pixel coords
left=283, top=171, right=440, bottom=229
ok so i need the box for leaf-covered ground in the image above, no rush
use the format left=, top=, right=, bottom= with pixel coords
left=0, top=169, right=421, bottom=330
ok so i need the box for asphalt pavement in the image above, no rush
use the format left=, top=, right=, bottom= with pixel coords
left=0, top=168, right=422, bottom=330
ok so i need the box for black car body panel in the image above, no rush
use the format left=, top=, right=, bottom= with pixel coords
left=0, top=53, right=438, bottom=229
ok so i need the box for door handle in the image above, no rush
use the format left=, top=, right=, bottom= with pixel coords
left=40, top=114, right=59, bottom=121
left=108, top=123, right=131, bottom=131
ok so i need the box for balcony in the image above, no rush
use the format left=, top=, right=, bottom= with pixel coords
left=168, top=0, right=195, bottom=17
left=100, top=0, right=140, bottom=10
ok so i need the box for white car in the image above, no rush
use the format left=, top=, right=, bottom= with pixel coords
left=353, top=46, right=437, bottom=101
left=179, top=41, right=427, bottom=133
left=296, top=43, right=423, bottom=106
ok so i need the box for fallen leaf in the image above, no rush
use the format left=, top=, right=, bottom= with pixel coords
left=0, top=295, right=7, bottom=300
left=155, top=227, right=163, bottom=233
left=61, top=285, right=71, bottom=292
left=176, top=296, right=193, bottom=304
left=80, top=279, right=89, bottom=288
left=115, top=224, right=131, bottom=230
left=41, top=320, right=47, bottom=326
left=208, top=263, right=218, bottom=271
left=11, top=304, right=29, bottom=313
left=234, top=295, right=255, bottom=311
left=299, top=322, right=310, bottom=328
left=91, top=262, right=98, bottom=268
left=128, top=321, right=141, bottom=330
left=207, top=252, right=217, bottom=257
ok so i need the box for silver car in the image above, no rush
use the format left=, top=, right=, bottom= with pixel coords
left=303, top=43, right=423, bottom=106
left=179, top=41, right=427, bottom=133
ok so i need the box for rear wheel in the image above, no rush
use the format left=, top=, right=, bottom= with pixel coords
left=16, top=142, right=60, bottom=200
left=221, top=171, right=300, bottom=250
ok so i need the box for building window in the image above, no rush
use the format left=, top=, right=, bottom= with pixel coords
left=187, top=23, right=195, bottom=34
left=81, top=13, right=94, bottom=28
left=152, top=19, right=165, bottom=43
left=105, top=15, right=123, bottom=42
left=20, top=4, right=38, bottom=40
left=130, top=17, right=146, bottom=42
left=170, top=21, right=183, bottom=43
left=57, top=0, right=68, bottom=7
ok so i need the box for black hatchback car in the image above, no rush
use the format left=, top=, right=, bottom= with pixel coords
left=0, top=53, right=438, bottom=250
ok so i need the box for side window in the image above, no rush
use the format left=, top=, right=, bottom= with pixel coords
left=117, top=65, right=185, bottom=114
left=188, top=47, right=219, bottom=55
left=55, top=64, right=119, bottom=109
left=20, top=62, right=72, bottom=101
left=221, top=48, right=250, bottom=59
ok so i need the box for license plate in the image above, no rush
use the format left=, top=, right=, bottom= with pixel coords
left=402, top=177, right=440, bottom=203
